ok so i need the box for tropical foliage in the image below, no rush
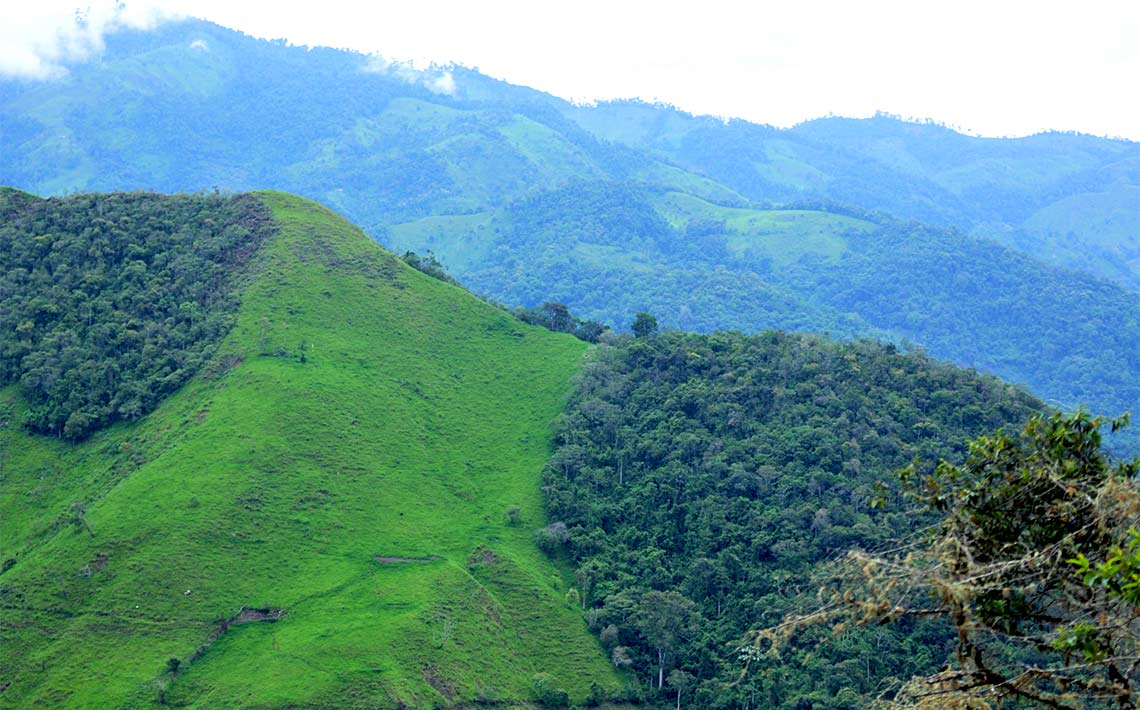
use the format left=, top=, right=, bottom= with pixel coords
left=540, top=328, right=1045, bottom=707
left=0, top=189, right=274, bottom=439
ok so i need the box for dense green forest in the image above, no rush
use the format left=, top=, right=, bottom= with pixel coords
left=455, top=181, right=1139, bottom=451
left=0, top=189, right=275, bottom=439
left=540, top=328, right=1045, bottom=707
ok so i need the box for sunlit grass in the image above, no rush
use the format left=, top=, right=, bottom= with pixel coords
left=0, top=192, right=620, bottom=707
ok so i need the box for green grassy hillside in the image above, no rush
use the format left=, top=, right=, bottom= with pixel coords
left=0, top=192, right=621, bottom=707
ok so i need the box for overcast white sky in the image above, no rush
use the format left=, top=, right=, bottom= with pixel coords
left=3, top=0, right=1139, bottom=140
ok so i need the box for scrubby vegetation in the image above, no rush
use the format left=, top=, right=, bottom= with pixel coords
left=756, top=410, right=1140, bottom=709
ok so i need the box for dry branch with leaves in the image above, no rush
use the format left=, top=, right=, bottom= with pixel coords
left=746, top=411, right=1140, bottom=709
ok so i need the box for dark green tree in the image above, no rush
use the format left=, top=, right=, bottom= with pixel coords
left=542, top=302, right=572, bottom=332
left=631, top=312, right=658, bottom=338
left=635, top=590, right=699, bottom=690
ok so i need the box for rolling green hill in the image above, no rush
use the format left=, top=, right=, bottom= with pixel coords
left=0, top=192, right=622, bottom=707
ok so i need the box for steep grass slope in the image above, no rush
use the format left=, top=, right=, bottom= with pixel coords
left=0, top=193, right=620, bottom=707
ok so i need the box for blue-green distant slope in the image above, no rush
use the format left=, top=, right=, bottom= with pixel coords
left=565, top=103, right=1140, bottom=290
left=4, top=20, right=1136, bottom=290
left=0, top=20, right=651, bottom=224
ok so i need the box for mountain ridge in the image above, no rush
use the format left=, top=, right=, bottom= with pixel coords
left=1, top=18, right=1136, bottom=436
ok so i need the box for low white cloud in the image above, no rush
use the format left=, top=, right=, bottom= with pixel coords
left=189, top=39, right=209, bottom=52
left=426, top=71, right=455, bottom=95
left=0, top=1, right=181, bottom=79
left=362, top=55, right=455, bottom=95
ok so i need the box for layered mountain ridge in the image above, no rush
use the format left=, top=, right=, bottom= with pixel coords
left=2, top=18, right=1136, bottom=444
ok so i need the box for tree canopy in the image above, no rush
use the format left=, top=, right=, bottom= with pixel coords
left=0, top=189, right=275, bottom=439
left=540, top=329, right=1044, bottom=707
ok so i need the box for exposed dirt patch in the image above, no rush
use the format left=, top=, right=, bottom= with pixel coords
left=91, top=553, right=108, bottom=572
left=373, top=555, right=439, bottom=564
left=422, top=666, right=456, bottom=700
left=234, top=607, right=286, bottom=624
left=205, top=606, right=287, bottom=648
left=466, top=547, right=499, bottom=568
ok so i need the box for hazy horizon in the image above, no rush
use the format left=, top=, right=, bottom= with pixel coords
left=3, top=0, right=1139, bottom=141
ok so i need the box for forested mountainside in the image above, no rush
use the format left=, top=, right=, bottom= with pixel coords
left=1, top=19, right=1137, bottom=445
left=566, top=103, right=1140, bottom=290
left=433, top=182, right=1138, bottom=449
left=0, top=191, right=622, bottom=708
left=539, top=329, right=1045, bottom=708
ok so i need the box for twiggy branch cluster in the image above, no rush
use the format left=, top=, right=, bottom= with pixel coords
left=746, top=411, right=1140, bottom=709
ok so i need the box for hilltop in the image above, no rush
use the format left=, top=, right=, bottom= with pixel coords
left=0, top=191, right=622, bottom=707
